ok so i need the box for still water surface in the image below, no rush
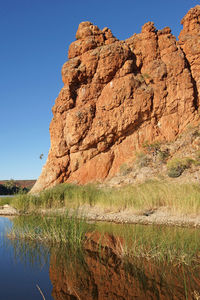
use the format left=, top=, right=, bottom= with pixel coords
left=0, top=217, right=53, bottom=300
left=0, top=216, right=200, bottom=299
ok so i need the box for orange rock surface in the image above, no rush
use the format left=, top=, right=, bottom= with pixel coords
left=31, top=6, right=200, bottom=193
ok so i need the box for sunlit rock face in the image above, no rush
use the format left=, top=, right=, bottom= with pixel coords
left=31, top=6, right=200, bottom=193
left=179, top=5, right=200, bottom=109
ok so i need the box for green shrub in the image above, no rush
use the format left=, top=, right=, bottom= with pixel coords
left=193, top=151, right=200, bottom=166
left=158, top=148, right=170, bottom=162
left=137, top=73, right=151, bottom=83
left=192, top=129, right=200, bottom=138
left=136, top=152, right=150, bottom=168
left=143, top=73, right=150, bottom=79
left=195, top=150, right=200, bottom=159
left=119, top=163, right=133, bottom=175
left=167, top=157, right=194, bottom=178
left=142, top=141, right=161, bottom=153
left=141, top=142, right=170, bottom=164
left=137, top=74, right=145, bottom=83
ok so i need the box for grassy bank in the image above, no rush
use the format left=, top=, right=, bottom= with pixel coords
left=9, top=180, right=200, bottom=215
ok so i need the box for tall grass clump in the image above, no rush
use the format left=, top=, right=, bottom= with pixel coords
left=39, top=183, right=100, bottom=209
left=0, top=197, right=13, bottom=206
left=8, top=213, right=93, bottom=248
left=11, top=193, right=42, bottom=213
left=11, top=180, right=200, bottom=215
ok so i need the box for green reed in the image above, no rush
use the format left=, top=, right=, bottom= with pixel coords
left=0, top=197, right=13, bottom=206
left=11, top=180, right=200, bottom=215
left=6, top=216, right=200, bottom=299
left=8, top=213, right=200, bottom=266
left=8, top=213, right=94, bottom=249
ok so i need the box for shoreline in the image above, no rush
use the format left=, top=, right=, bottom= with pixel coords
left=0, top=205, right=19, bottom=216
left=39, top=205, right=200, bottom=228
left=1, top=204, right=200, bottom=228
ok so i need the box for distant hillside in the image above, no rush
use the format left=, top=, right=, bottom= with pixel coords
left=0, top=179, right=36, bottom=189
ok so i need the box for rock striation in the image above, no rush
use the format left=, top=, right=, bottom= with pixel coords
left=31, top=6, right=200, bottom=193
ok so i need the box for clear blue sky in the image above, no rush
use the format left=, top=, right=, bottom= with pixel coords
left=0, top=0, right=199, bottom=180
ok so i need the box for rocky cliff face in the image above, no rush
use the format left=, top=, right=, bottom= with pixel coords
left=31, top=6, right=200, bottom=193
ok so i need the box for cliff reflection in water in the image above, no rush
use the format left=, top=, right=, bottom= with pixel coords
left=8, top=223, right=200, bottom=300
left=49, top=232, right=200, bottom=300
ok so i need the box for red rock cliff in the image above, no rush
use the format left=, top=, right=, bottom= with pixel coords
left=31, top=6, right=200, bottom=193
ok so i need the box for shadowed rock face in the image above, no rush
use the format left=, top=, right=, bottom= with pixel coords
left=32, top=6, right=200, bottom=193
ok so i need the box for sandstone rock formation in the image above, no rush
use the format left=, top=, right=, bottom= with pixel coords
left=31, top=6, right=200, bottom=193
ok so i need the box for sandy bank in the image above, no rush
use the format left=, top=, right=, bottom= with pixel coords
left=40, top=205, right=200, bottom=228
left=0, top=205, right=19, bottom=216
left=1, top=204, right=200, bottom=227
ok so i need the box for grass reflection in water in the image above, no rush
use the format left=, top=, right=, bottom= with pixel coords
left=7, top=214, right=200, bottom=300
left=7, top=214, right=200, bottom=265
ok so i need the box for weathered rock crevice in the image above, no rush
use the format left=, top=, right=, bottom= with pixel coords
left=183, top=53, right=199, bottom=111
left=31, top=6, right=200, bottom=193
